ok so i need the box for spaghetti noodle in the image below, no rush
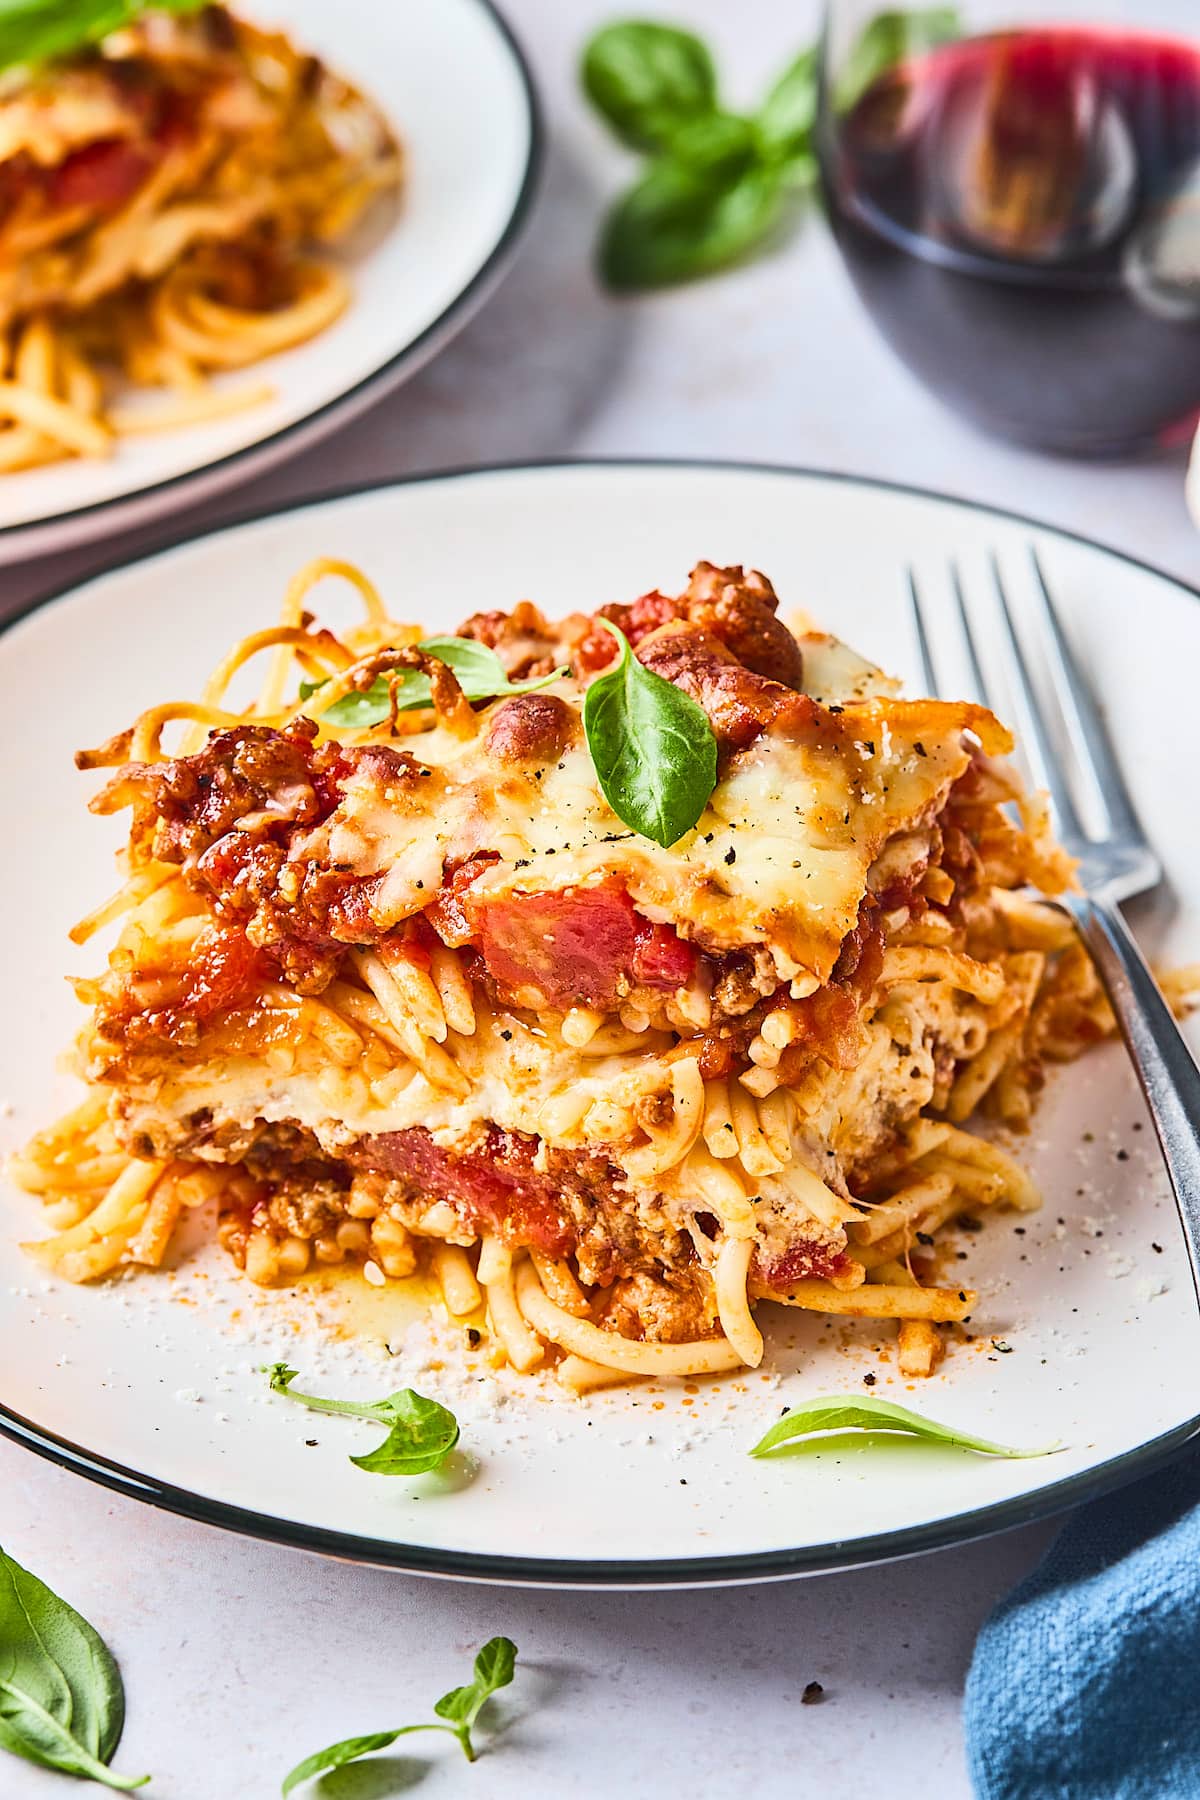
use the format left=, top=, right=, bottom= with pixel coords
left=15, top=554, right=1184, bottom=1386
left=0, top=7, right=399, bottom=472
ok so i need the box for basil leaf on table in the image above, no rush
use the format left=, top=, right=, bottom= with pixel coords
left=582, top=621, right=717, bottom=847
left=0, top=1545, right=149, bottom=1790
left=599, top=156, right=786, bottom=291
left=299, top=636, right=565, bottom=730
left=755, top=46, right=819, bottom=175
left=582, top=17, right=819, bottom=292
left=749, top=1395, right=1061, bottom=1460
left=281, top=1637, right=519, bottom=1793
left=667, top=110, right=758, bottom=184
left=265, top=1363, right=460, bottom=1476
left=582, top=21, right=716, bottom=152
left=431, top=1635, right=518, bottom=1756
left=833, top=6, right=960, bottom=112
left=0, top=0, right=207, bottom=76
left=282, top=1730, right=401, bottom=1797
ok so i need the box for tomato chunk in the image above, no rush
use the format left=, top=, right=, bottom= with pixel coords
left=632, top=919, right=696, bottom=990
left=756, top=1241, right=852, bottom=1289
left=351, top=1126, right=574, bottom=1255
left=50, top=139, right=154, bottom=213
left=464, top=884, right=695, bottom=1009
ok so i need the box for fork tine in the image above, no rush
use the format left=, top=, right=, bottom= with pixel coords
left=906, top=568, right=938, bottom=695
left=1028, top=547, right=1141, bottom=843
left=950, top=563, right=991, bottom=710
left=989, top=552, right=1085, bottom=842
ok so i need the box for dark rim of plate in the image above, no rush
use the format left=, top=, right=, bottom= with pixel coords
left=0, top=0, right=544, bottom=544
left=2, top=456, right=1199, bottom=1587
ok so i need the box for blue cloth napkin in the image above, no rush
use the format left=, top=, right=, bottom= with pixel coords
left=964, top=1442, right=1200, bottom=1800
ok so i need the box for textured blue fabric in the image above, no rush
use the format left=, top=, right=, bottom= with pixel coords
left=964, top=1444, right=1200, bottom=1800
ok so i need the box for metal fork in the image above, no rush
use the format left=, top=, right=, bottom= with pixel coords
left=909, top=550, right=1200, bottom=1301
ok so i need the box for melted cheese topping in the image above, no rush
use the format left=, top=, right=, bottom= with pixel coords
left=307, top=679, right=1008, bottom=984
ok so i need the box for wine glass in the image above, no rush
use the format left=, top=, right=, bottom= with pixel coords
left=817, top=0, right=1200, bottom=454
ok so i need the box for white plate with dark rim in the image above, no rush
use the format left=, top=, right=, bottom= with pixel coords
left=2, top=460, right=1199, bottom=1589
left=0, top=0, right=539, bottom=566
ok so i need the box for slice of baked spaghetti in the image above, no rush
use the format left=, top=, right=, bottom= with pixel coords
left=13, top=559, right=1111, bottom=1386
left=0, top=2, right=399, bottom=470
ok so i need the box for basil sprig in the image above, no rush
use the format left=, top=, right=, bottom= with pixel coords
left=300, top=636, right=565, bottom=730
left=584, top=21, right=814, bottom=289
left=582, top=21, right=716, bottom=152
left=582, top=619, right=717, bottom=848
left=749, top=1394, right=1060, bottom=1460
left=265, top=1363, right=460, bottom=1475
left=0, top=0, right=206, bottom=75
left=0, top=1545, right=149, bottom=1790
left=281, top=1637, right=517, bottom=1793
left=583, top=10, right=958, bottom=289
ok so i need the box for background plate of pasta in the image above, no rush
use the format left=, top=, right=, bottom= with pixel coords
left=0, top=0, right=537, bottom=562
left=2, top=461, right=1199, bottom=1586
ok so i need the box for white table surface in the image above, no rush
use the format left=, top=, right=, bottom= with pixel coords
left=3, top=2, right=1197, bottom=1795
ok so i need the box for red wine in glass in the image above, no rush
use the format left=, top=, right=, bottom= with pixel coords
left=819, top=26, right=1200, bottom=454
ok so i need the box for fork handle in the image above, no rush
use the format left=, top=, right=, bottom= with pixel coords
left=1065, top=893, right=1200, bottom=1299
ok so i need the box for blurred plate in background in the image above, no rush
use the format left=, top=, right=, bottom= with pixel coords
left=0, top=0, right=539, bottom=564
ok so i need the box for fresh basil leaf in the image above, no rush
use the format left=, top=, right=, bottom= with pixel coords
left=471, top=1636, right=517, bottom=1697
left=582, top=21, right=716, bottom=153
left=755, top=46, right=818, bottom=161
left=264, top=1365, right=460, bottom=1476
left=582, top=620, right=717, bottom=846
left=433, top=1637, right=516, bottom=1728
left=282, top=1726, right=449, bottom=1797
left=281, top=1640, right=520, bottom=1790
left=319, top=675, right=423, bottom=729
left=350, top=1392, right=461, bottom=1477
left=417, top=637, right=509, bottom=690
left=749, top=1395, right=1060, bottom=1460
left=0, top=0, right=207, bottom=75
left=282, top=1730, right=404, bottom=1798
left=432, top=1638, right=518, bottom=1761
left=0, top=1545, right=149, bottom=1790
left=301, top=638, right=566, bottom=730
left=834, top=7, right=959, bottom=113
left=432, top=1686, right=475, bottom=1728
left=599, top=156, right=786, bottom=291
left=667, top=110, right=757, bottom=184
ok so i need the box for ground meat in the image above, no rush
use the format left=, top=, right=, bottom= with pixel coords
left=343, top=1124, right=700, bottom=1298
left=94, top=725, right=422, bottom=991
left=96, top=724, right=417, bottom=874
left=711, top=954, right=772, bottom=1017
left=250, top=1175, right=350, bottom=1244
left=677, top=561, right=806, bottom=689
left=485, top=692, right=576, bottom=764
left=593, top=1267, right=718, bottom=1343
left=634, top=622, right=825, bottom=754
left=588, top=561, right=806, bottom=693
left=456, top=600, right=567, bottom=678
left=192, top=830, right=389, bottom=990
